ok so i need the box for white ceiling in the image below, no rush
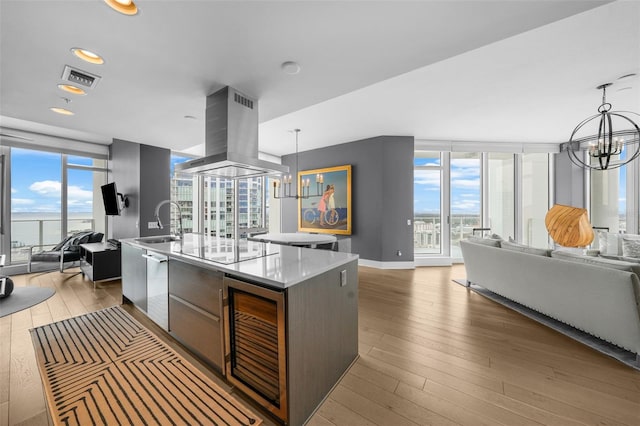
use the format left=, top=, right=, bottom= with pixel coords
left=1, top=1, right=638, bottom=158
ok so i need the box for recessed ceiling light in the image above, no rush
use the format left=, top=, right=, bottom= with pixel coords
left=617, top=86, right=633, bottom=92
left=184, top=115, right=197, bottom=120
left=104, top=0, right=138, bottom=15
left=57, top=84, right=86, bottom=95
left=50, top=107, right=74, bottom=116
left=281, top=61, right=301, bottom=75
left=71, top=48, right=104, bottom=65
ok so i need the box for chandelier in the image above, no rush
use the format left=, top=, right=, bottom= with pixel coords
left=273, top=129, right=324, bottom=199
left=567, top=83, right=640, bottom=171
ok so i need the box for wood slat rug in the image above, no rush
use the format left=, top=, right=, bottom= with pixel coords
left=30, top=305, right=262, bottom=426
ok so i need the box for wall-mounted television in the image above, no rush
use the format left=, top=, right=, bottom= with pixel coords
left=101, top=182, right=125, bottom=216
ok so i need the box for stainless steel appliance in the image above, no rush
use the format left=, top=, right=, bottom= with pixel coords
left=143, top=250, right=168, bottom=330
left=223, top=277, right=288, bottom=423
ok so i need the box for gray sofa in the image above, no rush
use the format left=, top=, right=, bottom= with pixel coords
left=460, top=239, right=640, bottom=361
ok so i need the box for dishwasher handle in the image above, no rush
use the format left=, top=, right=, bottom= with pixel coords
left=142, top=253, right=168, bottom=263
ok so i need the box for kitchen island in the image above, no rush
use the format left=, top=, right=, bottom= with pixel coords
left=120, top=233, right=359, bottom=426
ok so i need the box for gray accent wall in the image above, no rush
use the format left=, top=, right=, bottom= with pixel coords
left=281, top=136, right=414, bottom=262
left=110, top=139, right=170, bottom=239
left=554, top=149, right=585, bottom=208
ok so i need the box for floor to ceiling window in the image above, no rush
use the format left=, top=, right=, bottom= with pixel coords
left=486, top=153, right=515, bottom=240
left=414, top=143, right=556, bottom=261
left=414, top=152, right=442, bottom=254
left=450, top=152, right=481, bottom=258
left=2, top=147, right=107, bottom=266
left=588, top=142, right=640, bottom=234
left=521, top=153, right=550, bottom=247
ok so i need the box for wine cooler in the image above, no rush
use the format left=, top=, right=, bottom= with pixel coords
left=223, top=277, right=288, bottom=423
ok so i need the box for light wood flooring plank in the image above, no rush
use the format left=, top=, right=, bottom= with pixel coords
left=4, top=265, right=640, bottom=426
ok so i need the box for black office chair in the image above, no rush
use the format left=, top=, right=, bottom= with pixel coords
left=27, top=231, right=104, bottom=273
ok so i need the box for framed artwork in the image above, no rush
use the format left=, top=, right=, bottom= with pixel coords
left=298, top=165, right=352, bottom=235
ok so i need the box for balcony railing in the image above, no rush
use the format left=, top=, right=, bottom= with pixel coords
left=9, top=219, right=96, bottom=263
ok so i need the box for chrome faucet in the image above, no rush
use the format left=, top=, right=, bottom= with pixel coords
left=154, top=200, right=184, bottom=239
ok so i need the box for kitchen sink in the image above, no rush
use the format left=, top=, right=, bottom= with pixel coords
left=135, top=236, right=181, bottom=244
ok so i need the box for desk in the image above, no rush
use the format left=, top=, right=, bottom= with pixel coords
left=247, top=233, right=337, bottom=248
left=80, top=243, right=121, bottom=287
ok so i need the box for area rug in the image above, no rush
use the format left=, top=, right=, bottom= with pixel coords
left=0, top=287, right=55, bottom=318
left=30, top=305, right=262, bottom=426
left=452, top=279, right=640, bottom=371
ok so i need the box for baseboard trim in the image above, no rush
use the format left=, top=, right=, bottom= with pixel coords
left=414, top=257, right=454, bottom=267
left=358, top=259, right=415, bottom=269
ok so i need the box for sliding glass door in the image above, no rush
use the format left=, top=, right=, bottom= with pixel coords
left=450, top=152, right=481, bottom=259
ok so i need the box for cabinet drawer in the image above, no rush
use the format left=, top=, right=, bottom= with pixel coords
left=169, top=294, right=223, bottom=369
left=168, top=260, right=223, bottom=315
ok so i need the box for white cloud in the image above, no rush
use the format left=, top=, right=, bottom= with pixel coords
left=451, top=178, right=480, bottom=188
left=29, top=180, right=61, bottom=197
left=68, top=185, right=93, bottom=201
left=11, top=188, right=17, bottom=193
left=451, top=199, right=480, bottom=211
left=29, top=180, right=93, bottom=202
left=451, top=159, right=480, bottom=168
left=414, top=170, right=440, bottom=188
left=12, top=198, right=34, bottom=205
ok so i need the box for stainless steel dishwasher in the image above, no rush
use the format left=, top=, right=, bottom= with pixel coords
left=143, top=250, right=168, bottom=330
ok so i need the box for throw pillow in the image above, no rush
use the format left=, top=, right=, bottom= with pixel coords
left=500, top=240, right=551, bottom=257
left=467, top=236, right=501, bottom=247
left=597, top=231, right=622, bottom=256
left=621, top=236, right=640, bottom=259
left=551, top=250, right=640, bottom=275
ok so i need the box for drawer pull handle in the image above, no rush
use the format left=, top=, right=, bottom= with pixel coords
left=142, top=254, right=167, bottom=263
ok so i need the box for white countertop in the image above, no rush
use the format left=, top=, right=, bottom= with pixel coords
left=121, top=234, right=358, bottom=289
left=247, top=232, right=337, bottom=246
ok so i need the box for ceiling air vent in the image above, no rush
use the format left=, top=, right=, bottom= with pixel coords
left=234, top=92, right=254, bottom=109
left=61, top=65, right=101, bottom=89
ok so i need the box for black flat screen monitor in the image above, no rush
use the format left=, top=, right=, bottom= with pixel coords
left=101, top=182, right=121, bottom=216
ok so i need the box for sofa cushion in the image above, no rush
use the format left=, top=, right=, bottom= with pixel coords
left=551, top=250, right=640, bottom=276
left=467, top=236, right=501, bottom=247
left=500, top=240, right=551, bottom=257
left=621, top=235, right=640, bottom=259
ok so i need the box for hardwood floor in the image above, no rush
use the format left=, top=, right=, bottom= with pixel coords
left=2, top=265, right=640, bottom=425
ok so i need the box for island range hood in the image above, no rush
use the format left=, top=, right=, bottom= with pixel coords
left=176, top=86, right=289, bottom=178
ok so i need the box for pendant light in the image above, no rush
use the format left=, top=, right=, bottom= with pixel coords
left=567, top=83, right=640, bottom=170
left=272, top=129, right=324, bottom=199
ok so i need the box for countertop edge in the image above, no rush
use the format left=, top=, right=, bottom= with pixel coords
left=120, top=237, right=359, bottom=289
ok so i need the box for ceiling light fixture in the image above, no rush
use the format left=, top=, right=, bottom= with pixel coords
left=273, top=129, right=324, bottom=199
left=104, top=0, right=138, bottom=15
left=567, top=83, right=640, bottom=170
left=50, top=107, right=74, bottom=116
left=281, top=61, right=301, bottom=75
left=57, top=84, right=86, bottom=95
left=71, top=48, right=104, bottom=65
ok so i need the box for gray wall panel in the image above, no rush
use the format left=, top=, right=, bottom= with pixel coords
left=281, top=136, right=414, bottom=262
left=110, top=139, right=140, bottom=239
left=109, top=139, right=170, bottom=239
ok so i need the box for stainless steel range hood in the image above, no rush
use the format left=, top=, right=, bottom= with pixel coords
left=176, top=86, right=288, bottom=178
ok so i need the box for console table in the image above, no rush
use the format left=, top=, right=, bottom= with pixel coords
left=80, top=243, right=121, bottom=287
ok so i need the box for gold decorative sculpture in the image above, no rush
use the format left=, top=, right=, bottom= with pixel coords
left=545, top=204, right=594, bottom=247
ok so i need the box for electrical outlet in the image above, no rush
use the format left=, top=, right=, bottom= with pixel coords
left=407, top=219, right=412, bottom=226
left=340, top=270, right=347, bottom=287
left=148, top=221, right=159, bottom=229
left=397, top=250, right=402, bottom=257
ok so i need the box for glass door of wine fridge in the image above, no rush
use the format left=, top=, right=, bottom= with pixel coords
left=223, top=277, right=288, bottom=423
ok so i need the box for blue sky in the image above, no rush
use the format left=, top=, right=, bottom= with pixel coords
left=414, top=157, right=482, bottom=215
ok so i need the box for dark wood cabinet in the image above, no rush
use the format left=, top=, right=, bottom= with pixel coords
left=168, top=259, right=225, bottom=371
